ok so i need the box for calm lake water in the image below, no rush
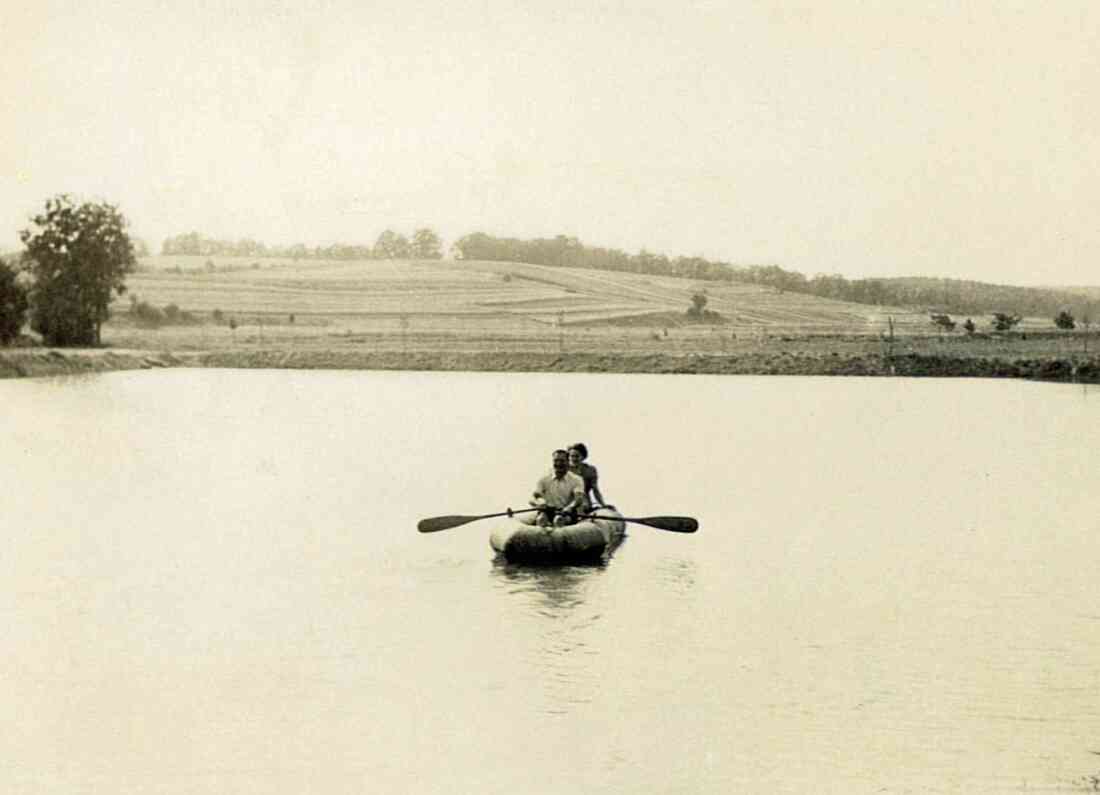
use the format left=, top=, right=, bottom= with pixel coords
left=3, top=369, right=1100, bottom=794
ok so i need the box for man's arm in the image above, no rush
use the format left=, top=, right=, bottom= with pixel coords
left=530, top=477, right=555, bottom=524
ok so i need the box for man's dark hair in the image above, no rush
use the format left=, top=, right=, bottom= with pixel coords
left=569, top=443, right=588, bottom=458
left=553, top=449, right=569, bottom=459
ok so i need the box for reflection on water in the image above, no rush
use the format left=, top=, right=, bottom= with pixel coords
left=490, top=559, right=604, bottom=613
left=489, top=562, right=609, bottom=715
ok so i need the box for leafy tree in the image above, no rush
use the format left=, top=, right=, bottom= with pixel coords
left=810, top=273, right=849, bottom=299
left=1054, top=310, right=1076, bottom=330
left=991, top=312, right=1022, bottom=331
left=0, top=260, right=29, bottom=344
left=20, top=195, right=136, bottom=346
left=688, top=291, right=708, bottom=316
left=162, top=231, right=203, bottom=255
left=410, top=228, right=443, bottom=259
left=373, top=229, right=411, bottom=259
left=963, top=318, right=976, bottom=335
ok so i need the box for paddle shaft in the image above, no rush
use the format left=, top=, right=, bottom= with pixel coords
left=578, top=513, right=698, bottom=533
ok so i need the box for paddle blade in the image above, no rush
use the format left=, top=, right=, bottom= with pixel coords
left=418, top=507, right=539, bottom=533
left=626, top=516, right=699, bottom=533
left=417, top=515, right=479, bottom=533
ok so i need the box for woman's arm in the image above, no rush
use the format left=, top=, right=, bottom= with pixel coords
left=589, top=466, right=607, bottom=507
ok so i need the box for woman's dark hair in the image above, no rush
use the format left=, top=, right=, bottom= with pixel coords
left=569, top=442, right=589, bottom=459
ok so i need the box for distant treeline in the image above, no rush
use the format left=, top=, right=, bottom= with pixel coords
left=452, top=232, right=739, bottom=281
left=161, top=228, right=443, bottom=260
left=733, top=270, right=1100, bottom=321
left=854, top=277, right=1100, bottom=322
left=452, top=233, right=1097, bottom=320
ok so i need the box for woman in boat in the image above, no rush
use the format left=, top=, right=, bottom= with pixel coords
left=568, top=443, right=610, bottom=513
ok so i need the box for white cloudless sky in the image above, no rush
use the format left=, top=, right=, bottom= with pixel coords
left=2, top=0, right=1098, bottom=285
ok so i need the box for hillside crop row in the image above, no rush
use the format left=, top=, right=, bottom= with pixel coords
left=122, top=256, right=1005, bottom=336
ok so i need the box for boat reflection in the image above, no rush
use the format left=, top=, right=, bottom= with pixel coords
left=488, top=561, right=608, bottom=715
left=489, top=559, right=604, bottom=613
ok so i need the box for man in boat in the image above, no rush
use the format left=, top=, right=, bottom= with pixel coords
left=528, top=449, right=586, bottom=527
left=567, top=442, right=611, bottom=512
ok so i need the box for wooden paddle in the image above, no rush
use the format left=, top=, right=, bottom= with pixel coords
left=418, top=508, right=542, bottom=533
left=578, top=513, right=698, bottom=533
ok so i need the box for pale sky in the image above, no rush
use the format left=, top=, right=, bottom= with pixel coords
left=3, top=0, right=1098, bottom=285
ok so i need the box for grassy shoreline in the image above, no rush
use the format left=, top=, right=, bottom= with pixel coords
left=2, top=343, right=1098, bottom=383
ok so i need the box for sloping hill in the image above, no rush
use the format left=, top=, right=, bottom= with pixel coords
left=129, top=256, right=929, bottom=334
left=1051, top=286, right=1100, bottom=301
left=875, top=276, right=1098, bottom=319
left=428, top=259, right=929, bottom=332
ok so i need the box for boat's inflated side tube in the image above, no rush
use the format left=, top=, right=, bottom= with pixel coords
left=489, top=508, right=625, bottom=564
